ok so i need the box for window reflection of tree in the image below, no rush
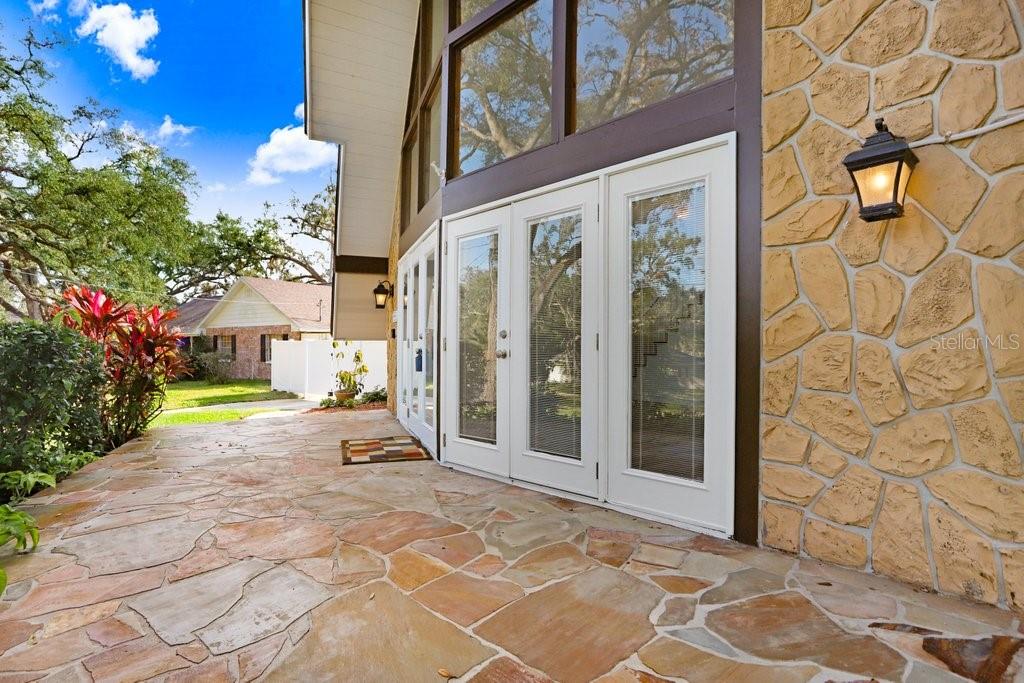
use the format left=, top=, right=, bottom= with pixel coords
left=458, top=236, right=500, bottom=442
left=529, top=214, right=583, bottom=459
left=577, top=0, right=734, bottom=131
left=631, top=185, right=707, bottom=481
left=458, top=1, right=554, bottom=174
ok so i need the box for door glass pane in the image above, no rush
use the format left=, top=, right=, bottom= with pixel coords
left=458, top=233, right=499, bottom=443
left=456, top=0, right=553, bottom=176
left=424, top=252, right=436, bottom=425
left=529, top=211, right=582, bottom=459
left=630, top=182, right=706, bottom=481
left=575, top=0, right=734, bottom=132
left=411, top=263, right=420, bottom=414
left=401, top=274, right=409, bottom=407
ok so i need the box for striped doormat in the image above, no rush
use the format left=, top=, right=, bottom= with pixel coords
left=340, top=435, right=432, bottom=465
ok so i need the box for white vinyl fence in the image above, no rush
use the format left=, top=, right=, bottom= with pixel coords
left=271, top=339, right=387, bottom=399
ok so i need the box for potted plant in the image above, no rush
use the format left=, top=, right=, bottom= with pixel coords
left=334, top=348, right=368, bottom=401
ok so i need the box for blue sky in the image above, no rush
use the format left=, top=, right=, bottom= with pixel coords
left=0, top=0, right=337, bottom=222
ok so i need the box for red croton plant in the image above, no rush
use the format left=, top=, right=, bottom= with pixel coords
left=56, top=286, right=186, bottom=448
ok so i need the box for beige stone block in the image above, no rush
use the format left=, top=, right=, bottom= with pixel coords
left=950, top=400, right=1023, bottom=477
left=812, top=465, right=882, bottom=527
left=793, top=392, right=873, bottom=456
left=977, top=264, right=1024, bottom=378
left=761, top=464, right=824, bottom=505
left=796, top=121, right=858, bottom=195
left=763, top=199, right=848, bottom=246
left=853, top=266, right=904, bottom=338
left=875, top=55, right=951, bottom=109
left=1000, top=548, right=1024, bottom=611
left=763, top=31, right=821, bottom=95
left=862, top=100, right=932, bottom=142
left=930, top=0, right=1020, bottom=59
left=763, top=90, right=810, bottom=152
left=899, top=329, right=991, bottom=408
left=1013, top=248, right=1024, bottom=270
left=807, top=441, right=848, bottom=477
left=761, top=502, right=802, bottom=554
left=872, top=482, right=931, bottom=588
left=855, top=340, right=907, bottom=425
left=761, top=418, right=811, bottom=464
left=939, top=65, right=996, bottom=136
left=810, top=64, right=870, bottom=128
left=802, top=0, right=885, bottom=53
left=763, top=250, right=799, bottom=319
left=795, top=245, right=851, bottom=331
left=999, top=379, right=1024, bottom=421
left=896, top=254, right=974, bottom=348
left=869, top=412, right=954, bottom=476
left=842, top=0, right=927, bottom=66
left=762, top=356, right=799, bottom=416
left=764, top=304, right=824, bottom=362
left=971, top=121, right=1024, bottom=175
left=801, top=335, right=852, bottom=392
left=766, top=0, right=812, bottom=28
left=929, top=503, right=999, bottom=604
left=906, top=145, right=987, bottom=232
left=959, top=173, right=1024, bottom=257
left=803, top=519, right=867, bottom=568
left=836, top=214, right=886, bottom=266
left=763, top=146, right=806, bottom=219
left=1003, top=58, right=1024, bottom=111
left=882, top=204, right=946, bottom=276
left=927, top=470, right=1024, bottom=542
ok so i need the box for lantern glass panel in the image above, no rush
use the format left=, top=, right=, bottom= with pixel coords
left=895, top=160, right=911, bottom=206
left=853, top=160, right=901, bottom=208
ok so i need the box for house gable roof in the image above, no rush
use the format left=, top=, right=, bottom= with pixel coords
left=197, top=278, right=331, bottom=332
left=172, top=297, right=220, bottom=335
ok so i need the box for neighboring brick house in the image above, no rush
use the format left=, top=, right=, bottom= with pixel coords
left=195, top=277, right=332, bottom=380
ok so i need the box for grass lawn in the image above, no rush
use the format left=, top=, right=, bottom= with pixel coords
left=150, top=408, right=274, bottom=428
left=163, top=379, right=296, bottom=410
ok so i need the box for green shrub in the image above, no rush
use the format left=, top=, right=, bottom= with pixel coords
left=319, top=397, right=338, bottom=408
left=190, top=351, right=232, bottom=384
left=0, top=505, right=41, bottom=596
left=358, top=386, right=387, bottom=404
left=0, top=321, right=105, bottom=473
left=0, top=471, right=56, bottom=503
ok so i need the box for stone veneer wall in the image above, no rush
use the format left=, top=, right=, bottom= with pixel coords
left=760, top=0, right=1024, bottom=612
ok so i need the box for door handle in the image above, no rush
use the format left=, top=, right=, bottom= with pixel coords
left=495, top=350, right=509, bottom=359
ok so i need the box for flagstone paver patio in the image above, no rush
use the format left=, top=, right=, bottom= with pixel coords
left=0, top=410, right=1021, bottom=682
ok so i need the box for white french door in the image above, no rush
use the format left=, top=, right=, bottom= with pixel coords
left=509, top=182, right=600, bottom=497
left=605, top=143, right=735, bottom=534
left=442, top=135, right=735, bottom=535
left=442, top=206, right=511, bottom=477
left=397, top=225, right=439, bottom=454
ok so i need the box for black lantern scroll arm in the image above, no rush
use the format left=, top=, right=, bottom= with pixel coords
left=842, top=118, right=918, bottom=223
left=373, top=280, right=394, bottom=309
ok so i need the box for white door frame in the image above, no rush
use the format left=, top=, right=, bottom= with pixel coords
left=440, top=133, right=736, bottom=537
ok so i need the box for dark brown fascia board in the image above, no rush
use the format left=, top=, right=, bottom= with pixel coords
left=334, top=255, right=390, bottom=275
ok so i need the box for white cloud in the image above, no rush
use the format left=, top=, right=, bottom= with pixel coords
left=28, top=0, right=60, bottom=21
left=75, top=2, right=160, bottom=81
left=293, top=103, right=305, bottom=121
left=246, top=125, right=335, bottom=186
left=206, top=182, right=227, bottom=193
left=156, top=115, right=195, bottom=141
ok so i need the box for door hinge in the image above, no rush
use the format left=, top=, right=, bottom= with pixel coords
left=442, top=433, right=447, bottom=447
left=444, top=241, right=448, bottom=255
left=595, top=462, right=599, bottom=479
left=596, top=333, right=600, bottom=351
left=596, top=204, right=600, bottom=222
left=443, top=337, right=447, bottom=352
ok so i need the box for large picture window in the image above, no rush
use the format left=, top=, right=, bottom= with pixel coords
left=455, top=0, right=554, bottom=176
left=575, top=0, right=734, bottom=132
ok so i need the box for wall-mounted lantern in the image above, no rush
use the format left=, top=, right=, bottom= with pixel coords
left=373, top=280, right=394, bottom=309
left=842, top=118, right=917, bottom=222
